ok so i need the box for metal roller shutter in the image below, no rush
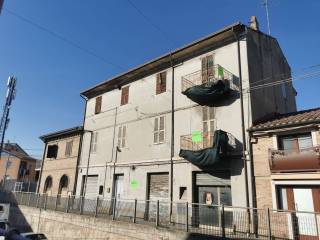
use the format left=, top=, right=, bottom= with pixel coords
left=85, top=175, right=98, bottom=198
left=148, top=173, right=169, bottom=201
left=196, top=172, right=230, bottom=186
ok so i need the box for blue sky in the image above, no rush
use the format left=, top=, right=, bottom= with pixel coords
left=0, top=0, right=319, bottom=157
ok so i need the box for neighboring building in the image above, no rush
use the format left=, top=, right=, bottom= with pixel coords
left=76, top=20, right=296, bottom=218
left=250, top=108, right=320, bottom=211
left=0, top=143, right=39, bottom=191
left=38, top=126, right=83, bottom=196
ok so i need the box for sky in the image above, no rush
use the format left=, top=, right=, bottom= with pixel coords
left=0, top=0, right=319, bottom=158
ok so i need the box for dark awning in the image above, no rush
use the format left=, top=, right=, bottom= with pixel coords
left=182, top=80, right=230, bottom=106
left=179, top=130, right=229, bottom=167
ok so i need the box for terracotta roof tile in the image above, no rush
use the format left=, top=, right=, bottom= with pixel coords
left=250, top=108, right=320, bottom=131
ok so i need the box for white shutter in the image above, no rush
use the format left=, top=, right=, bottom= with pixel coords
left=154, top=118, right=159, bottom=144
left=117, top=126, right=122, bottom=147
left=159, top=116, right=165, bottom=143
left=122, top=125, right=126, bottom=148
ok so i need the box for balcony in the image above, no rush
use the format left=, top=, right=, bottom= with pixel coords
left=269, top=146, right=320, bottom=173
left=181, top=64, right=239, bottom=93
left=180, top=131, right=238, bottom=153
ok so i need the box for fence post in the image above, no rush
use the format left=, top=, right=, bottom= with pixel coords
left=220, top=204, right=225, bottom=238
left=133, top=199, right=137, bottom=223
left=314, top=213, right=319, bottom=238
left=186, top=202, right=189, bottom=232
left=54, top=195, right=58, bottom=211
left=80, top=196, right=84, bottom=215
left=112, top=197, right=116, bottom=220
left=36, top=193, right=40, bottom=208
left=44, top=194, right=48, bottom=210
left=66, top=195, right=70, bottom=213
left=28, top=193, right=32, bottom=206
left=95, top=196, right=99, bottom=217
left=156, top=200, right=159, bottom=227
left=266, top=208, right=272, bottom=240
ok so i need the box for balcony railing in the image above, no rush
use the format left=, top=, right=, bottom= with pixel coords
left=180, top=131, right=237, bottom=152
left=181, top=64, right=239, bottom=93
left=269, top=146, right=320, bottom=173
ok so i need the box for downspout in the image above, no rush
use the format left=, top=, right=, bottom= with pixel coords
left=169, top=53, right=174, bottom=221
left=82, top=130, right=93, bottom=197
left=233, top=27, right=250, bottom=209
left=248, top=131, right=257, bottom=208
left=73, top=95, right=88, bottom=195
left=36, top=142, right=47, bottom=193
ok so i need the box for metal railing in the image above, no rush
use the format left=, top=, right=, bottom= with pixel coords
left=269, top=145, right=320, bottom=172
left=181, top=65, right=239, bottom=92
left=180, top=131, right=237, bottom=152
left=2, top=191, right=320, bottom=239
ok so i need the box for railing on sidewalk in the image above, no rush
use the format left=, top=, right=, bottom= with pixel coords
left=6, top=191, right=320, bottom=240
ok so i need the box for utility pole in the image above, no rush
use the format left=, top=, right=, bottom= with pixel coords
left=0, top=76, right=17, bottom=159
left=263, top=0, right=271, bottom=35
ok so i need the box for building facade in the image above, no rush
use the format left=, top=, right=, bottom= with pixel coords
left=0, top=143, right=38, bottom=191
left=250, top=108, right=320, bottom=210
left=38, top=127, right=83, bottom=196
left=75, top=22, right=296, bottom=216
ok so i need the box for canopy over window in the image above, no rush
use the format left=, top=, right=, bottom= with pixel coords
left=182, top=80, right=230, bottom=106
left=179, top=130, right=229, bottom=167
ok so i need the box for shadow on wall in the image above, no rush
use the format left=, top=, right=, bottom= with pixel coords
left=0, top=189, right=33, bottom=233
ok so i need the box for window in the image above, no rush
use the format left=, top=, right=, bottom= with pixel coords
left=278, top=133, right=313, bottom=154
left=95, top=96, right=102, bottom=114
left=91, top=132, right=98, bottom=153
left=202, top=107, right=215, bottom=147
left=47, top=145, right=58, bottom=158
left=121, top=86, right=129, bottom=105
left=117, top=125, right=127, bottom=148
left=156, top=71, right=166, bottom=94
left=154, top=116, right=165, bottom=144
left=201, top=55, right=214, bottom=83
left=65, top=140, right=73, bottom=157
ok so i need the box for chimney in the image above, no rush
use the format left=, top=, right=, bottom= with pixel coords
left=250, top=16, right=259, bottom=31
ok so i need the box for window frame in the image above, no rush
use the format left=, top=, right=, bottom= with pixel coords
left=277, top=132, right=313, bottom=153
left=121, top=86, right=129, bottom=106
left=156, top=71, right=167, bottom=95
left=117, top=125, right=127, bottom=148
left=154, top=116, right=165, bottom=144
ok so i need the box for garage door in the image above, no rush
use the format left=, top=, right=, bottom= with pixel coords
left=148, top=173, right=169, bottom=201
left=85, top=175, right=98, bottom=199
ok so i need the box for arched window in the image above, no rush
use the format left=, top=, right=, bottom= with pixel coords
left=43, top=176, right=52, bottom=193
left=58, top=175, right=69, bottom=195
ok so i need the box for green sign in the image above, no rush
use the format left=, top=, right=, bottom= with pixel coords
left=218, top=65, right=224, bottom=78
left=130, top=179, right=139, bottom=189
left=192, top=131, right=202, bottom=143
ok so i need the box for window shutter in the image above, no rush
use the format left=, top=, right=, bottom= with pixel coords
left=156, top=72, right=166, bottom=94
left=201, top=57, right=207, bottom=83
left=154, top=118, right=159, bottom=143
left=117, top=126, right=122, bottom=147
left=207, top=55, right=214, bottom=78
left=121, top=86, right=129, bottom=105
left=95, top=96, right=102, bottom=114
left=159, top=116, right=165, bottom=143
left=156, top=74, right=161, bottom=95
left=122, top=125, right=126, bottom=147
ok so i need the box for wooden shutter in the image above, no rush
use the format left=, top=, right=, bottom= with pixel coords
left=159, top=116, right=165, bottom=143
left=312, top=187, right=320, bottom=212
left=121, top=86, right=129, bottom=105
left=156, top=72, right=166, bottom=94
left=286, top=187, right=295, bottom=211
left=201, top=55, right=214, bottom=83
left=95, top=96, right=102, bottom=114
left=65, top=141, right=73, bottom=156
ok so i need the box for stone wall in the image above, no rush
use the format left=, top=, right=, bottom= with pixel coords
left=9, top=205, right=215, bottom=240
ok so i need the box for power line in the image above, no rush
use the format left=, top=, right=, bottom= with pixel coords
left=4, top=8, right=125, bottom=71
left=125, top=0, right=177, bottom=48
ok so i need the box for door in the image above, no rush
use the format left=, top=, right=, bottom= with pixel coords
left=293, top=188, right=318, bottom=239
left=147, top=173, right=169, bottom=221
left=113, top=175, right=124, bottom=217
left=83, top=175, right=98, bottom=212
left=201, top=55, right=214, bottom=83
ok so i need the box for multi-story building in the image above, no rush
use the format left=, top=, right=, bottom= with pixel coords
left=75, top=20, right=296, bottom=220
left=250, top=108, right=320, bottom=239
left=250, top=108, right=320, bottom=210
left=38, top=126, right=83, bottom=196
left=0, top=143, right=38, bottom=191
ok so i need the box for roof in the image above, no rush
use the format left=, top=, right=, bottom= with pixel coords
left=40, top=126, right=83, bottom=142
left=250, top=108, right=320, bottom=131
left=80, top=22, right=247, bottom=99
left=2, top=143, right=38, bottom=161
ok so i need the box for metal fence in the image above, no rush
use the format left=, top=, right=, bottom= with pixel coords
left=6, top=192, right=320, bottom=239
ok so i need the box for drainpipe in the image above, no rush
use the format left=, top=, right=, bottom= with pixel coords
left=233, top=28, right=250, bottom=209
left=36, top=142, right=47, bottom=193
left=82, top=130, right=93, bottom=197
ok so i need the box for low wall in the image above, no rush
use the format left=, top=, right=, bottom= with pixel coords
left=9, top=205, right=215, bottom=240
